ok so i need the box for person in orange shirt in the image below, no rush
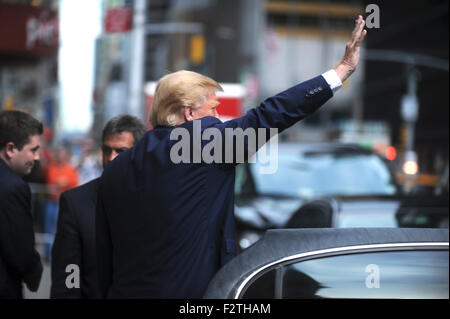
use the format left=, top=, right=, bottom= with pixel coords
left=44, top=146, right=79, bottom=260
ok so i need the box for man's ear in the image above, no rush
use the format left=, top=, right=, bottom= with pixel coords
left=4, top=142, right=16, bottom=159
left=184, top=106, right=194, bottom=122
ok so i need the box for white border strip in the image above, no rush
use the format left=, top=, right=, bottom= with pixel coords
left=234, top=242, right=449, bottom=298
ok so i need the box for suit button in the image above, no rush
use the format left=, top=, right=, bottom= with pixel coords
left=309, top=90, right=314, bottom=95
left=318, top=86, right=323, bottom=91
left=314, top=88, right=318, bottom=93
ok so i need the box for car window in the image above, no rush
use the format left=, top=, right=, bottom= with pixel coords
left=337, top=206, right=450, bottom=229
left=248, top=153, right=397, bottom=198
left=242, top=269, right=276, bottom=299
left=396, top=207, right=449, bottom=228
left=337, top=208, right=399, bottom=228
left=242, top=250, right=449, bottom=299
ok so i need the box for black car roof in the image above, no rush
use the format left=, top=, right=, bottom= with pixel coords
left=204, top=228, right=449, bottom=298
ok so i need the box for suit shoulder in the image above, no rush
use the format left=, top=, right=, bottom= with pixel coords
left=61, top=177, right=100, bottom=201
left=0, top=167, right=29, bottom=198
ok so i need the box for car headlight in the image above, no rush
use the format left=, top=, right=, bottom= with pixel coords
left=403, top=160, right=418, bottom=175
left=402, top=150, right=418, bottom=175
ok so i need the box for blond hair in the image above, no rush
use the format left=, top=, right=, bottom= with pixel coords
left=149, top=70, right=223, bottom=127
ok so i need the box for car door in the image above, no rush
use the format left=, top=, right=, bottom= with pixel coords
left=240, top=244, right=449, bottom=299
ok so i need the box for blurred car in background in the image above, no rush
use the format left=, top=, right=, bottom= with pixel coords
left=285, top=193, right=449, bottom=229
left=234, top=143, right=401, bottom=250
left=204, top=228, right=449, bottom=299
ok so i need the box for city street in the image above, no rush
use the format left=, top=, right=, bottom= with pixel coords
left=0, top=0, right=448, bottom=301
left=24, top=247, right=51, bottom=299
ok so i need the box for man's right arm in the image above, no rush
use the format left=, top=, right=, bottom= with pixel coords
left=210, top=15, right=367, bottom=162
left=234, top=14, right=367, bottom=132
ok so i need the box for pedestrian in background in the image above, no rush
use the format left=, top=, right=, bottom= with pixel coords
left=51, top=114, right=146, bottom=298
left=76, top=138, right=102, bottom=185
left=43, top=145, right=79, bottom=261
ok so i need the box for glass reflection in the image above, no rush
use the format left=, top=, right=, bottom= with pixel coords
left=250, top=153, right=397, bottom=199
left=283, top=250, right=448, bottom=299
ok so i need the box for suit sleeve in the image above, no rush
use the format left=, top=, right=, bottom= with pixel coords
left=50, top=192, right=82, bottom=298
left=95, top=181, right=113, bottom=298
left=228, top=75, right=332, bottom=131
left=0, top=182, right=43, bottom=292
left=213, top=75, right=333, bottom=164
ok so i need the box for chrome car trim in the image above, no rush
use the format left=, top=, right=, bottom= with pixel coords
left=234, top=242, right=449, bottom=299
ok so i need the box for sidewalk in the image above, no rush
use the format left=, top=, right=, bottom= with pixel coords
left=24, top=248, right=51, bottom=299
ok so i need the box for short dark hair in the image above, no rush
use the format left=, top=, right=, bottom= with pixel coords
left=102, top=114, right=146, bottom=145
left=0, top=110, right=43, bottom=151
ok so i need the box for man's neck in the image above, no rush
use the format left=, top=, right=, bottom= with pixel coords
left=0, top=153, right=13, bottom=173
left=0, top=151, right=9, bottom=167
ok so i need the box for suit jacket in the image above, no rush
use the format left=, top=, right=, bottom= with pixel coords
left=96, top=75, right=333, bottom=298
left=51, top=178, right=101, bottom=298
left=0, top=158, right=43, bottom=298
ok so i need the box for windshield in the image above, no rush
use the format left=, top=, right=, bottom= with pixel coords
left=247, top=152, right=397, bottom=198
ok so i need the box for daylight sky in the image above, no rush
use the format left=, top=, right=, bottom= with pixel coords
left=59, top=0, right=102, bottom=135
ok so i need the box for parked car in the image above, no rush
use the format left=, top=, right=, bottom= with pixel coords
left=204, top=228, right=449, bottom=299
left=234, top=142, right=400, bottom=249
left=285, top=193, right=449, bottom=229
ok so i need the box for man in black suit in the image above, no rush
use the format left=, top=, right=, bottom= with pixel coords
left=0, top=110, right=44, bottom=299
left=50, top=115, right=146, bottom=298
left=96, top=16, right=367, bottom=298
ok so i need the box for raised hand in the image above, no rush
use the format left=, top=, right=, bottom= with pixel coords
left=335, top=15, right=367, bottom=82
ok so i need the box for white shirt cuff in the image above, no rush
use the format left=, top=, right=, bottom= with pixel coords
left=321, top=69, right=342, bottom=94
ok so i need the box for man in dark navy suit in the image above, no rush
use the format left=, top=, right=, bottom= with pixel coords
left=96, top=16, right=367, bottom=298
left=50, top=115, right=146, bottom=298
left=0, top=110, right=43, bottom=299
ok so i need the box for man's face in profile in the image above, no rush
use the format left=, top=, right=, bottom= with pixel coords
left=8, top=134, right=41, bottom=177
left=101, top=131, right=134, bottom=168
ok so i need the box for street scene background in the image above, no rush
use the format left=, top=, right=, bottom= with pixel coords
left=0, top=0, right=448, bottom=298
